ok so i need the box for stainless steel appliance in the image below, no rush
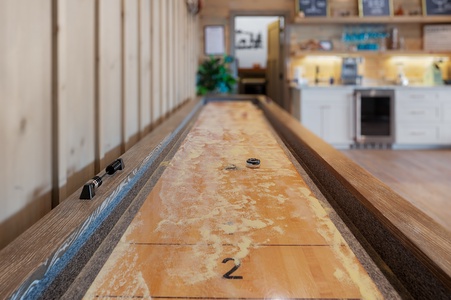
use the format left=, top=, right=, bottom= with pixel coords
left=341, top=57, right=362, bottom=85
left=354, top=89, right=395, bottom=146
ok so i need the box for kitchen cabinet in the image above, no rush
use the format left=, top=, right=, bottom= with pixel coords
left=292, top=86, right=451, bottom=149
left=292, top=87, right=354, bottom=148
left=395, top=88, right=451, bottom=146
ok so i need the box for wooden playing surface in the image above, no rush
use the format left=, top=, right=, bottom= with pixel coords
left=84, top=101, right=382, bottom=299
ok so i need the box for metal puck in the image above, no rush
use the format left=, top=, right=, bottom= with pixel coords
left=246, top=158, right=261, bottom=169
left=224, top=164, right=238, bottom=170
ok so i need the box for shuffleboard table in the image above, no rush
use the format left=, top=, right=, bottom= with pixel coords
left=0, top=96, right=450, bottom=300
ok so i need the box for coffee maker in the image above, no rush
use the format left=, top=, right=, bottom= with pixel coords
left=341, top=57, right=362, bottom=85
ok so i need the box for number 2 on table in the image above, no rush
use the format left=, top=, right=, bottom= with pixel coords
left=222, top=257, right=243, bottom=279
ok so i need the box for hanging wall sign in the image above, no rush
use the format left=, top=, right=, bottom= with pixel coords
left=359, top=0, right=392, bottom=16
left=296, top=0, right=328, bottom=17
left=424, top=0, right=451, bottom=15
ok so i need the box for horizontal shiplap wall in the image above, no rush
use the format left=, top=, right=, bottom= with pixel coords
left=0, top=0, right=199, bottom=250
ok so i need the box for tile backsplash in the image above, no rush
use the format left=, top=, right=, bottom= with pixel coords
left=289, top=55, right=450, bottom=86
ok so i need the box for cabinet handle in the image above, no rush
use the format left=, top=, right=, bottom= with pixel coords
left=409, top=110, right=426, bottom=115
left=409, top=94, right=425, bottom=99
left=355, top=92, right=362, bottom=143
left=410, top=131, right=426, bottom=136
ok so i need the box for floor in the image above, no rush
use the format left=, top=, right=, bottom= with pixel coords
left=341, top=149, right=451, bottom=232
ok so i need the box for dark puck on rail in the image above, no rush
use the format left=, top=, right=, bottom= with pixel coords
left=246, top=158, right=261, bottom=169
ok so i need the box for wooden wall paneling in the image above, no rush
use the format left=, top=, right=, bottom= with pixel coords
left=186, top=13, right=190, bottom=100
left=190, top=16, right=194, bottom=98
left=328, top=0, right=358, bottom=16
left=169, top=0, right=173, bottom=111
left=167, top=1, right=176, bottom=112
left=183, top=3, right=187, bottom=102
left=98, top=0, right=123, bottom=170
left=191, top=16, right=197, bottom=98
left=55, top=0, right=68, bottom=204
left=0, top=0, right=53, bottom=250
left=176, top=1, right=180, bottom=105
left=327, top=0, right=422, bottom=17
left=140, top=0, right=152, bottom=135
left=173, top=0, right=178, bottom=107
left=58, top=0, right=96, bottom=197
left=161, top=0, right=169, bottom=117
left=178, top=5, right=182, bottom=104
left=183, top=7, right=188, bottom=103
left=122, top=0, right=140, bottom=151
left=148, top=0, right=154, bottom=129
left=151, top=0, right=162, bottom=125
left=196, top=17, right=200, bottom=96
left=180, top=7, right=188, bottom=101
left=187, top=14, right=192, bottom=99
left=174, top=1, right=183, bottom=107
left=199, top=0, right=295, bottom=58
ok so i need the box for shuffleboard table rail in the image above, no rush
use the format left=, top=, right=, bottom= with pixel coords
left=0, top=95, right=449, bottom=299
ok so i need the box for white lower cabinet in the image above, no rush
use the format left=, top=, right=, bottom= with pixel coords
left=396, top=125, right=439, bottom=144
left=439, top=125, right=451, bottom=143
left=395, top=88, right=451, bottom=146
left=293, top=88, right=354, bottom=148
left=291, top=87, right=451, bottom=149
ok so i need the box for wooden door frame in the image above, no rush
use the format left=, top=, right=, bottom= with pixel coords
left=230, top=11, right=290, bottom=111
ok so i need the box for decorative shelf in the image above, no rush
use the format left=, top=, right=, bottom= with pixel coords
left=292, top=15, right=451, bottom=25
left=291, top=50, right=451, bottom=57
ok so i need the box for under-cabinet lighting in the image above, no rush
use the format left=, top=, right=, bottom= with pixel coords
left=303, top=56, right=342, bottom=63
left=389, top=56, right=449, bottom=63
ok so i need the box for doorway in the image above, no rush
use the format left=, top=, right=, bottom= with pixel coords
left=231, top=12, right=288, bottom=109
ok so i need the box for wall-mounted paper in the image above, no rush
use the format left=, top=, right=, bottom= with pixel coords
left=205, top=26, right=225, bottom=55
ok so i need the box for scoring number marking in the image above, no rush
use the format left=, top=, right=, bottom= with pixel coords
left=222, top=258, right=243, bottom=279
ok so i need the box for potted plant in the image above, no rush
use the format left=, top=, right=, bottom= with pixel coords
left=196, top=55, right=237, bottom=95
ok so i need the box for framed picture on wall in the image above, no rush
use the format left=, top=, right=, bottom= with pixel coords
left=359, top=0, right=392, bottom=16
left=296, top=0, right=328, bottom=17
left=204, top=25, right=225, bottom=55
left=423, top=0, right=451, bottom=15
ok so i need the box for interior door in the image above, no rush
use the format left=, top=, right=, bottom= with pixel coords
left=266, top=20, right=283, bottom=108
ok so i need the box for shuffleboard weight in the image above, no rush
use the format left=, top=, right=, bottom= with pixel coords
left=246, top=158, right=260, bottom=169
left=79, top=158, right=125, bottom=200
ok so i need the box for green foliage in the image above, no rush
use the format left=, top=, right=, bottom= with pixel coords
left=196, top=55, right=237, bottom=95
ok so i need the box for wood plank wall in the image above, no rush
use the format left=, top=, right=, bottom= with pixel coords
left=327, top=0, right=423, bottom=16
left=199, top=0, right=296, bottom=57
left=199, top=0, right=428, bottom=58
left=0, top=0, right=199, bottom=250
left=0, top=0, right=53, bottom=253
